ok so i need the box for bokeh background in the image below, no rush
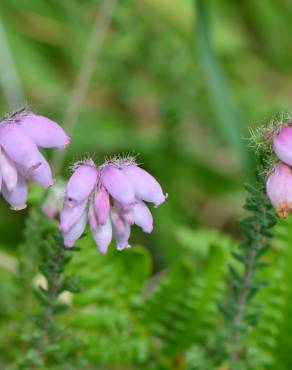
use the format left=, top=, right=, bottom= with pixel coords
left=1, top=0, right=292, bottom=257
left=1, top=0, right=292, bottom=369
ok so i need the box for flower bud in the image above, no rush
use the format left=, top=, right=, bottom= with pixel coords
left=266, top=162, right=292, bottom=217
left=63, top=210, right=87, bottom=248
left=111, top=208, right=131, bottom=250
left=133, top=200, right=153, bottom=233
left=42, top=182, right=65, bottom=218
left=60, top=199, right=87, bottom=233
left=0, top=149, right=18, bottom=192
left=0, top=122, right=44, bottom=171
left=19, top=113, right=70, bottom=149
left=94, top=186, right=110, bottom=226
left=65, top=163, right=98, bottom=206
left=273, top=125, right=292, bottom=166
left=122, top=165, right=167, bottom=207
left=90, top=216, right=112, bottom=254
left=101, top=165, right=135, bottom=207
left=2, top=175, right=27, bottom=210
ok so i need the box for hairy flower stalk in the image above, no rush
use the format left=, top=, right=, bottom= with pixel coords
left=19, top=232, right=82, bottom=368
left=226, top=178, right=277, bottom=367
left=0, top=108, right=70, bottom=210
left=60, top=156, right=167, bottom=253
left=224, top=117, right=292, bottom=366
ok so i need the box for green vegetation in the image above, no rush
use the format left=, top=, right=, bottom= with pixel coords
left=0, top=0, right=292, bottom=368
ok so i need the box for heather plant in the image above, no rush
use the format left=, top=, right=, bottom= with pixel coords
left=0, top=109, right=289, bottom=370
left=60, top=157, right=167, bottom=252
left=1, top=1, right=292, bottom=369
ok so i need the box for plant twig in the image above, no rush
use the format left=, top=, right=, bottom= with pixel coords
left=224, top=179, right=277, bottom=367
left=229, top=248, right=256, bottom=362
left=51, top=0, right=118, bottom=174
left=36, top=241, right=62, bottom=355
left=17, top=230, right=82, bottom=369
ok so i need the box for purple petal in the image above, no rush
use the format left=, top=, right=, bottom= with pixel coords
left=65, top=164, right=98, bottom=206
left=90, top=216, right=112, bottom=254
left=0, top=149, right=18, bottom=192
left=2, top=175, right=27, bottom=210
left=19, top=113, right=70, bottom=149
left=0, top=122, right=44, bottom=171
left=88, top=202, right=98, bottom=231
left=266, top=162, right=292, bottom=217
left=122, top=165, right=167, bottom=206
left=42, top=181, right=64, bottom=219
left=133, top=200, right=153, bottom=233
left=101, top=165, right=135, bottom=207
left=94, top=186, right=110, bottom=225
left=17, top=152, right=53, bottom=189
left=60, top=199, right=88, bottom=233
left=273, top=125, right=292, bottom=166
left=111, top=208, right=131, bottom=250
left=114, top=200, right=134, bottom=225
left=63, top=210, right=87, bottom=248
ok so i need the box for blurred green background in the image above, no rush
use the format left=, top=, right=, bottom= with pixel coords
left=1, top=0, right=292, bottom=368
left=1, top=0, right=291, bottom=259
left=2, top=0, right=291, bottom=257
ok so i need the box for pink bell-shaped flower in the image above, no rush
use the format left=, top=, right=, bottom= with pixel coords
left=273, top=125, right=292, bottom=166
left=266, top=162, right=292, bottom=217
left=59, top=156, right=167, bottom=252
left=0, top=108, right=70, bottom=210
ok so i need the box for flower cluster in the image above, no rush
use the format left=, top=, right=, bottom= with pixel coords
left=266, top=124, right=292, bottom=217
left=0, top=108, right=70, bottom=210
left=60, top=157, right=167, bottom=253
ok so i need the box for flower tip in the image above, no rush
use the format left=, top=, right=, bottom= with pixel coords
left=59, top=224, right=67, bottom=234
left=62, top=135, right=71, bottom=149
left=98, top=246, right=108, bottom=255
left=11, top=204, right=27, bottom=211
left=154, top=193, right=168, bottom=208
left=117, top=243, right=131, bottom=251
left=64, top=239, right=74, bottom=248
left=143, top=225, right=153, bottom=234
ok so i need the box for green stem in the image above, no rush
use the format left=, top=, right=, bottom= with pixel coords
left=229, top=247, right=256, bottom=363
left=35, top=244, right=62, bottom=357
left=225, top=178, right=277, bottom=367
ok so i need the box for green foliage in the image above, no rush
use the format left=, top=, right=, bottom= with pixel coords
left=244, top=217, right=292, bottom=370
left=1, top=0, right=292, bottom=369
left=3, top=196, right=292, bottom=369
left=195, top=0, right=253, bottom=178
left=66, top=235, right=152, bottom=366
left=16, top=231, right=83, bottom=369
left=222, top=178, right=277, bottom=367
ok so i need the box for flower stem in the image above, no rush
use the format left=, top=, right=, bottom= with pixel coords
left=18, top=232, right=82, bottom=369
left=224, top=178, right=277, bottom=367
left=35, top=241, right=62, bottom=356
left=229, top=248, right=256, bottom=363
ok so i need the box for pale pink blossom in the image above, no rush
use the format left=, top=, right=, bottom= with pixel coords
left=60, top=156, right=167, bottom=253
left=0, top=108, right=70, bottom=210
